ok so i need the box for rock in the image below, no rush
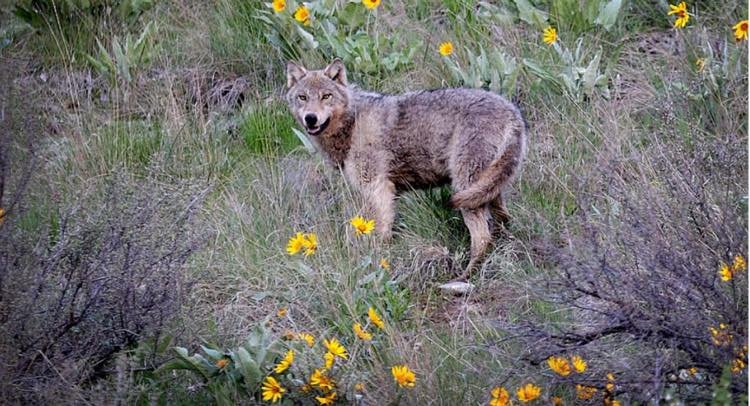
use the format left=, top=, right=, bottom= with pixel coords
left=438, top=281, right=475, bottom=295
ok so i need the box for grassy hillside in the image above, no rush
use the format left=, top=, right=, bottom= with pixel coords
left=0, top=0, right=747, bottom=404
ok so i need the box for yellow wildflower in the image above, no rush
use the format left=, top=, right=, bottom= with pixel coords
left=300, top=233, right=317, bottom=256
left=695, top=58, right=706, bottom=72
left=350, top=215, right=375, bottom=236
left=294, top=5, right=311, bottom=26
left=733, top=254, right=746, bottom=273
left=362, top=0, right=380, bottom=9
left=272, top=0, right=286, bottom=13
left=606, top=373, right=615, bottom=392
left=316, top=391, right=337, bottom=405
left=687, top=367, right=698, bottom=376
left=277, top=307, right=287, bottom=317
left=379, top=258, right=390, bottom=270
left=605, top=399, right=622, bottom=406
left=353, top=323, right=373, bottom=341
left=215, top=358, right=230, bottom=369
left=324, top=351, right=335, bottom=369
left=490, top=386, right=510, bottom=406
left=310, top=368, right=336, bottom=391
left=368, top=306, right=385, bottom=329
left=550, top=396, right=564, bottom=406
left=547, top=356, right=572, bottom=377
left=354, top=382, right=365, bottom=392
left=576, top=384, right=597, bottom=400
left=719, top=262, right=733, bottom=281
left=516, top=383, right=541, bottom=403
left=438, top=41, right=454, bottom=56
left=731, top=358, right=746, bottom=373
left=262, top=376, right=286, bottom=403
left=298, top=332, right=315, bottom=347
left=668, top=2, right=689, bottom=28
left=543, top=26, right=558, bottom=45
left=274, top=349, right=294, bottom=374
left=391, top=364, right=416, bottom=388
left=571, top=355, right=587, bottom=373
left=734, top=20, right=749, bottom=42
left=286, top=232, right=306, bottom=255
left=709, top=323, right=733, bottom=346
left=324, top=338, right=349, bottom=359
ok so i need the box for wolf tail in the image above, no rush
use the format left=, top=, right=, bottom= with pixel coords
left=449, top=131, right=524, bottom=210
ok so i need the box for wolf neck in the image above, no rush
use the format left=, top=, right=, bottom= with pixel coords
left=317, top=110, right=355, bottom=166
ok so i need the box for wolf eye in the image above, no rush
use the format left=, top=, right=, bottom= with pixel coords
left=321, top=93, right=332, bottom=100
left=298, top=94, right=307, bottom=101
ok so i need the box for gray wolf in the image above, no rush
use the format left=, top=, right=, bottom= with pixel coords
left=285, top=59, right=527, bottom=281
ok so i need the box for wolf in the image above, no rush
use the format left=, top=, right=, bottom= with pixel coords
left=285, top=59, right=527, bottom=282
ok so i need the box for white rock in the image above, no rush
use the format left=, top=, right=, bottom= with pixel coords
left=438, top=281, right=475, bottom=295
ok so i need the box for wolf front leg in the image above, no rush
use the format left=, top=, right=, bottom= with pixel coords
left=362, top=177, right=396, bottom=241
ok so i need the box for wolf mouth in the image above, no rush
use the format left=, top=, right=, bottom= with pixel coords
left=306, top=118, right=330, bottom=136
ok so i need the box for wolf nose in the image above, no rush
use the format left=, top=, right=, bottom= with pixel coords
left=304, top=114, right=318, bottom=127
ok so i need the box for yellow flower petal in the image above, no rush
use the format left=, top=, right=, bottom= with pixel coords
left=542, top=26, right=558, bottom=45
left=516, top=383, right=541, bottom=403
left=438, top=41, right=453, bottom=56
left=391, top=364, right=416, bottom=388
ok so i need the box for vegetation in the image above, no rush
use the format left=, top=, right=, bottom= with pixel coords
left=0, top=0, right=746, bottom=404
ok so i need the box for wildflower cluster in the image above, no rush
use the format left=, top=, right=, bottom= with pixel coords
left=547, top=354, right=586, bottom=376
left=718, top=254, right=746, bottom=281
left=665, top=1, right=747, bottom=43
left=709, top=323, right=734, bottom=346
left=731, top=346, right=748, bottom=374
left=286, top=232, right=318, bottom=256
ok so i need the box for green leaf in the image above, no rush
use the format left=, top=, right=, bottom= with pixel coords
left=233, top=347, right=261, bottom=387
left=582, top=50, right=603, bottom=96
left=514, top=0, right=548, bottom=27
left=291, top=128, right=316, bottom=153
left=200, top=345, right=225, bottom=361
left=295, top=26, right=319, bottom=49
left=594, top=0, right=623, bottom=31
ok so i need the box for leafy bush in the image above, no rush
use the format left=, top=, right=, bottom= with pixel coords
left=257, top=0, right=421, bottom=82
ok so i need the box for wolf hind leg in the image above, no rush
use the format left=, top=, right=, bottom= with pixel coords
left=456, top=206, right=492, bottom=281
left=490, top=193, right=510, bottom=237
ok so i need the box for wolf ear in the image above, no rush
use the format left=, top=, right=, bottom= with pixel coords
left=324, top=58, right=347, bottom=86
left=287, top=61, right=307, bottom=88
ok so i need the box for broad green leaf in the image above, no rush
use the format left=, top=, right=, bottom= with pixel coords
left=594, top=0, right=623, bottom=31
left=514, top=0, right=548, bottom=27
left=295, top=26, right=319, bottom=49
left=200, top=345, right=225, bottom=361
left=233, top=348, right=261, bottom=387
left=582, top=50, right=603, bottom=96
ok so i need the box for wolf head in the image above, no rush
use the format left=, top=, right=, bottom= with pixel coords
left=286, top=59, right=350, bottom=136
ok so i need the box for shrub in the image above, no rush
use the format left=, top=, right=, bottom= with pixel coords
left=506, top=127, right=747, bottom=403
left=0, top=172, right=208, bottom=403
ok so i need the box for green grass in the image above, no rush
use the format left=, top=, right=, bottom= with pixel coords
left=239, top=103, right=301, bottom=154
left=0, top=0, right=746, bottom=404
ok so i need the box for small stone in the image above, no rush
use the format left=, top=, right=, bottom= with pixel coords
left=438, top=281, right=475, bottom=295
